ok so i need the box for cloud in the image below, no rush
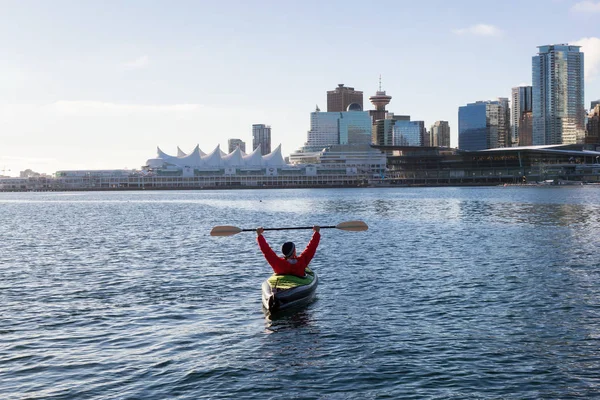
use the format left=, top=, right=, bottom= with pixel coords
left=452, top=24, right=502, bottom=37
left=123, top=55, right=150, bottom=70
left=572, top=37, right=600, bottom=80
left=571, top=1, right=600, bottom=12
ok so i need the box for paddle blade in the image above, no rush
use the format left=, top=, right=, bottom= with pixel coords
left=335, top=220, right=368, bottom=232
left=210, top=225, right=243, bottom=236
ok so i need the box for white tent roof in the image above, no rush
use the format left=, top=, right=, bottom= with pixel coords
left=243, top=146, right=263, bottom=167
left=202, top=145, right=223, bottom=167
left=148, top=144, right=289, bottom=169
left=222, top=146, right=244, bottom=167
left=262, top=144, right=287, bottom=167
left=178, top=145, right=203, bottom=167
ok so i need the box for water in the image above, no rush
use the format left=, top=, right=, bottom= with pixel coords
left=1, top=187, right=599, bottom=399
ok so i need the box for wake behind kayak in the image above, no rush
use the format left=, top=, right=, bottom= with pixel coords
left=262, top=267, right=318, bottom=313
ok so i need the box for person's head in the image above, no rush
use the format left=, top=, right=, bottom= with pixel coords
left=281, top=242, right=296, bottom=259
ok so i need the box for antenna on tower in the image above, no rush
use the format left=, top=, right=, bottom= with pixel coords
left=379, top=74, right=382, bottom=91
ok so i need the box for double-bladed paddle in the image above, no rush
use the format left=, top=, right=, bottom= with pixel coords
left=210, top=220, right=368, bottom=237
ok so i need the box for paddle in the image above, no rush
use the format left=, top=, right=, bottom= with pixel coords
left=210, top=220, right=368, bottom=237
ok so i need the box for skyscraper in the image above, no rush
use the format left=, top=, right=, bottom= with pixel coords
left=228, top=138, right=246, bottom=153
left=586, top=104, right=600, bottom=143
left=327, top=84, right=363, bottom=112
left=519, top=112, right=534, bottom=146
left=252, top=124, right=271, bottom=155
left=393, top=120, right=425, bottom=146
left=304, top=108, right=372, bottom=150
left=497, top=97, right=511, bottom=148
left=459, top=100, right=509, bottom=151
left=431, top=121, right=451, bottom=147
left=511, top=86, right=532, bottom=146
left=532, top=44, right=585, bottom=145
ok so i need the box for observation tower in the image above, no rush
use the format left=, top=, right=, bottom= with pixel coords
left=369, top=76, right=392, bottom=124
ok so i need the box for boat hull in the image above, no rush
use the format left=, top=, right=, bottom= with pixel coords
left=261, top=269, right=318, bottom=313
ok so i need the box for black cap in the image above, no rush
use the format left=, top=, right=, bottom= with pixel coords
left=282, top=242, right=295, bottom=258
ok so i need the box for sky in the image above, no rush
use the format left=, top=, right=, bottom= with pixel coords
left=1, top=0, right=600, bottom=176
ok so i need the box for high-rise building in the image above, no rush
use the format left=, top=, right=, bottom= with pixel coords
left=327, top=84, right=363, bottom=112
left=393, top=120, right=425, bottom=146
left=511, top=86, right=533, bottom=146
left=459, top=100, right=509, bottom=151
left=252, top=124, right=271, bottom=155
left=372, top=114, right=410, bottom=147
left=228, top=138, right=246, bottom=153
left=519, top=111, right=533, bottom=146
left=497, top=97, right=511, bottom=148
left=592, top=100, right=600, bottom=110
left=304, top=108, right=371, bottom=150
left=532, top=44, right=585, bottom=145
left=586, top=104, right=600, bottom=143
left=431, top=121, right=451, bottom=147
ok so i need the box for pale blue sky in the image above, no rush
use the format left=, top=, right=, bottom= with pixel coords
left=1, top=0, right=600, bottom=175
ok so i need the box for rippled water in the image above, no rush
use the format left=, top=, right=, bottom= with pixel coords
left=1, top=187, right=600, bottom=399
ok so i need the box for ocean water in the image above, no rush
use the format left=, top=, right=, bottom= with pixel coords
left=1, top=187, right=599, bottom=399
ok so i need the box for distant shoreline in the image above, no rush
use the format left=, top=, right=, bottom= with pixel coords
left=2, top=182, right=596, bottom=193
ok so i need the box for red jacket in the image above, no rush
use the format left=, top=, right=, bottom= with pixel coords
left=257, top=232, right=320, bottom=277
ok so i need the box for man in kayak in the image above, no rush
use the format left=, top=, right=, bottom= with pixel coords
left=256, top=226, right=320, bottom=277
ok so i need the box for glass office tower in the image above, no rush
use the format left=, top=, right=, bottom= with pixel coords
left=532, top=44, right=585, bottom=145
left=459, top=101, right=506, bottom=151
left=338, top=111, right=372, bottom=145
left=393, top=120, right=424, bottom=146
left=304, top=110, right=371, bottom=150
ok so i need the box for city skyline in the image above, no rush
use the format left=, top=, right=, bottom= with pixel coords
left=1, top=1, right=600, bottom=175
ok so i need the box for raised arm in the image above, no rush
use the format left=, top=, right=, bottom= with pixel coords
left=256, top=227, right=282, bottom=267
left=298, top=226, right=320, bottom=265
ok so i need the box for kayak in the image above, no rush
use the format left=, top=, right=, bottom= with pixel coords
left=261, top=267, right=318, bottom=313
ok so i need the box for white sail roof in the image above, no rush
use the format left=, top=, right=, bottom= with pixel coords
left=157, top=146, right=180, bottom=163
left=243, top=146, right=263, bottom=167
left=178, top=145, right=203, bottom=167
left=222, top=146, right=244, bottom=167
left=149, top=144, right=289, bottom=169
left=262, top=144, right=287, bottom=167
left=202, top=145, right=223, bottom=167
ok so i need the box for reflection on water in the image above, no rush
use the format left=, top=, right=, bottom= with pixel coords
left=1, top=187, right=600, bottom=399
left=456, top=200, right=599, bottom=227
left=264, top=308, right=315, bottom=333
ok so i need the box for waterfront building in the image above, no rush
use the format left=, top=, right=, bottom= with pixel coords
left=327, top=84, right=363, bottom=112
left=532, top=44, right=585, bottom=145
left=376, top=143, right=600, bottom=185
left=459, top=100, right=510, bottom=151
left=393, top=120, right=425, bottom=146
left=288, top=144, right=386, bottom=176
left=511, top=86, right=532, bottom=146
left=252, top=124, right=271, bottom=155
left=430, top=121, right=450, bottom=147
left=228, top=138, right=246, bottom=153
